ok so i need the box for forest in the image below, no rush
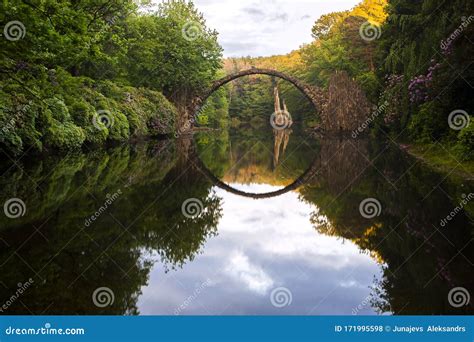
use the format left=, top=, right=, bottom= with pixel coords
left=1, top=0, right=473, bottom=164
left=223, top=0, right=474, bottom=163
left=0, top=0, right=473, bottom=318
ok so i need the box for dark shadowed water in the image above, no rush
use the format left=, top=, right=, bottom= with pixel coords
left=0, top=126, right=473, bottom=315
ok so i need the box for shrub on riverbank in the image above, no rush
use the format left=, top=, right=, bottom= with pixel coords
left=0, top=66, right=177, bottom=155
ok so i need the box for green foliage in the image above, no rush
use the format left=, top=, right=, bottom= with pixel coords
left=123, top=0, right=223, bottom=104
left=45, top=120, right=86, bottom=150
left=407, top=101, right=445, bottom=143
left=356, top=71, right=379, bottom=101
left=377, top=0, right=474, bottom=157
left=455, top=122, right=474, bottom=160
left=69, top=99, right=109, bottom=145
left=199, top=86, right=229, bottom=128
left=0, top=141, right=222, bottom=313
left=311, top=12, right=348, bottom=40
left=0, top=0, right=221, bottom=155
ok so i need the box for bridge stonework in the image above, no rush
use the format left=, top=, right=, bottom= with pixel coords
left=182, top=68, right=370, bottom=134
left=181, top=68, right=324, bottom=133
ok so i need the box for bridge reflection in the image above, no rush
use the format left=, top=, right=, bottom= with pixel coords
left=272, top=128, right=292, bottom=170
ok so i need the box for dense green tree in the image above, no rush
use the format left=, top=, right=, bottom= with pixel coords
left=123, top=0, right=222, bottom=107
left=377, top=0, right=474, bottom=159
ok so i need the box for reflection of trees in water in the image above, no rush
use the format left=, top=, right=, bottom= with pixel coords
left=300, top=138, right=474, bottom=314
left=196, top=128, right=318, bottom=186
left=0, top=140, right=222, bottom=314
left=1, top=132, right=472, bottom=315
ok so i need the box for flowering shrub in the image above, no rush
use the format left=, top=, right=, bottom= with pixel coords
left=408, top=60, right=441, bottom=104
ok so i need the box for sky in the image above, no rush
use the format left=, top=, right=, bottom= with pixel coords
left=139, top=184, right=383, bottom=315
left=192, top=0, right=361, bottom=57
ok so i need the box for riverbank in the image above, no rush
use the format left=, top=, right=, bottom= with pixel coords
left=0, top=67, right=178, bottom=156
left=401, top=143, right=474, bottom=181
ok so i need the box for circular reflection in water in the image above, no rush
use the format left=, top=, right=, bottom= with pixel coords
left=191, top=70, right=319, bottom=199
left=190, top=138, right=321, bottom=199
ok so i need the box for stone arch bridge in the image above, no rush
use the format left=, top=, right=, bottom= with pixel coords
left=178, top=67, right=372, bottom=134
left=179, top=68, right=326, bottom=132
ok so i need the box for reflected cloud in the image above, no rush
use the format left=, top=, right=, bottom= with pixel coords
left=225, top=251, right=274, bottom=295
left=139, top=184, right=383, bottom=314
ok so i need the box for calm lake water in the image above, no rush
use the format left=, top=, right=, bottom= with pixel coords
left=0, top=126, right=473, bottom=315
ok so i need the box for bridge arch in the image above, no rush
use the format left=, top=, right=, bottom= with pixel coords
left=186, top=68, right=324, bottom=198
left=191, top=68, right=322, bottom=121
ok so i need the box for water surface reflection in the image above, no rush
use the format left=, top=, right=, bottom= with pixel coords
left=139, top=184, right=383, bottom=315
left=0, top=128, right=472, bottom=315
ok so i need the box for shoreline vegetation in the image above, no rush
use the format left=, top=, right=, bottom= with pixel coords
left=402, top=143, right=474, bottom=180
left=1, top=0, right=472, bottom=175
